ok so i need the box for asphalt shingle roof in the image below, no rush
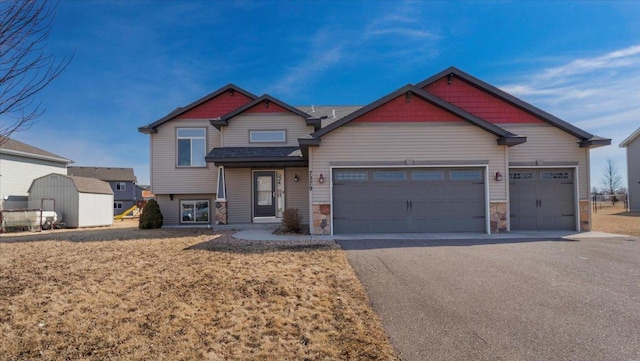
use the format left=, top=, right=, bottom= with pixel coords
left=0, top=137, right=71, bottom=163
left=67, top=166, right=137, bottom=182
left=295, top=105, right=362, bottom=124
left=206, top=147, right=302, bottom=160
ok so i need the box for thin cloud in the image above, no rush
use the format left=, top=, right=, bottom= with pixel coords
left=499, top=44, right=640, bottom=187
left=368, top=27, right=440, bottom=40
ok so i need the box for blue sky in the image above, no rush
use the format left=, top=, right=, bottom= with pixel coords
left=9, top=0, right=640, bottom=188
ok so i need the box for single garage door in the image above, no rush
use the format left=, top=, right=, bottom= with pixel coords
left=509, top=168, right=575, bottom=231
left=332, top=168, right=485, bottom=234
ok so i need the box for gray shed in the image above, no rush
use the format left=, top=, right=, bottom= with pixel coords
left=28, top=173, right=114, bottom=228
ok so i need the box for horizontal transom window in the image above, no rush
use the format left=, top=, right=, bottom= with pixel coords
left=411, top=170, right=444, bottom=181
left=250, top=130, right=286, bottom=143
left=335, top=171, right=368, bottom=182
left=510, top=172, right=534, bottom=181
left=374, top=170, right=406, bottom=182
left=541, top=171, right=570, bottom=180
left=450, top=169, right=483, bottom=181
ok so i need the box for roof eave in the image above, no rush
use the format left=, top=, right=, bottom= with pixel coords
left=620, top=127, right=640, bottom=147
left=209, top=119, right=227, bottom=130
left=306, top=118, right=322, bottom=132
left=298, top=137, right=320, bottom=159
left=0, top=148, right=72, bottom=164
left=138, top=126, right=157, bottom=134
left=580, top=138, right=611, bottom=148
left=497, top=136, right=527, bottom=147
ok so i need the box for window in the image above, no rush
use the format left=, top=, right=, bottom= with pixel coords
left=177, top=128, right=206, bottom=167
left=114, top=201, right=123, bottom=209
left=374, top=170, right=406, bottom=181
left=116, top=182, right=126, bottom=191
left=181, top=200, right=209, bottom=223
left=509, top=172, right=534, bottom=181
left=450, top=169, right=483, bottom=181
left=216, top=167, right=226, bottom=200
left=411, top=170, right=444, bottom=181
left=249, top=130, right=286, bottom=143
left=335, top=170, right=368, bottom=182
left=541, top=171, right=570, bottom=180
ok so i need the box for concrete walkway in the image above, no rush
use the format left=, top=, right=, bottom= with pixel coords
left=231, top=227, right=632, bottom=241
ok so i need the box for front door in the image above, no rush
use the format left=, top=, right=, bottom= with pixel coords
left=254, top=171, right=276, bottom=217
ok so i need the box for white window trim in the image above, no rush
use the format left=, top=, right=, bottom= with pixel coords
left=216, top=166, right=226, bottom=201
left=116, top=182, right=126, bottom=191
left=249, top=130, right=286, bottom=143
left=114, top=201, right=123, bottom=209
left=177, top=127, right=207, bottom=167
left=180, top=200, right=210, bottom=223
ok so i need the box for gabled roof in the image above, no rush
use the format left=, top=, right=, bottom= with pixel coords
left=306, top=84, right=526, bottom=146
left=29, top=174, right=114, bottom=195
left=138, top=84, right=258, bottom=134
left=0, top=136, right=72, bottom=164
left=416, top=66, right=610, bottom=148
left=67, top=166, right=137, bottom=182
left=620, top=126, right=640, bottom=148
left=210, top=94, right=313, bottom=130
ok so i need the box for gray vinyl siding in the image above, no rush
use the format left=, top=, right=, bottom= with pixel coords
left=156, top=193, right=215, bottom=225
left=225, top=168, right=252, bottom=223
left=285, top=167, right=309, bottom=223
left=310, top=122, right=507, bottom=203
left=0, top=154, right=67, bottom=209
left=503, top=124, right=590, bottom=200
left=28, top=175, right=80, bottom=227
left=151, top=119, right=219, bottom=194
left=222, top=113, right=314, bottom=147
left=627, top=137, right=640, bottom=211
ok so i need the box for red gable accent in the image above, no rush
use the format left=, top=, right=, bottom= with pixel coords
left=176, top=91, right=253, bottom=119
left=354, top=93, right=463, bottom=123
left=245, top=101, right=289, bottom=114
left=424, top=77, right=544, bottom=124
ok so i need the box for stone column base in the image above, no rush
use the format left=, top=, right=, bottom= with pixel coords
left=215, top=201, right=227, bottom=225
left=490, top=201, right=508, bottom=233
left=579, top=200, right=591, bottom=231
left=312, top=203, right=331, bottom=235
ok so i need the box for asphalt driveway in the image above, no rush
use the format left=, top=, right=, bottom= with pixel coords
left=338, top=236, right=640, bottom=361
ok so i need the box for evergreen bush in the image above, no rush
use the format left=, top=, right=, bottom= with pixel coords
left=139, top=199, right=163, bottom=229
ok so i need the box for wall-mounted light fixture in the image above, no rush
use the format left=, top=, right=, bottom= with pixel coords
left=495, top=171, right=503, bottom=181
left=319, top=173, right=325, bottom=183
left=294, top=174, right=299, bottom=182
left=169, top=194, right=174, bottom=200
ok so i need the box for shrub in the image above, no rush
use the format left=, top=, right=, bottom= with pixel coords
left=139, top=199, right=163, bottom=229
left=282, top=208, right=303, bottom=233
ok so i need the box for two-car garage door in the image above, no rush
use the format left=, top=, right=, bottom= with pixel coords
left=332, top=168, right=485, bottom=234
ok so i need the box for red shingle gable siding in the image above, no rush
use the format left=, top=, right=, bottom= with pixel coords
left=245, top=101, right=289, bottom=114
left=176, top=92, right=253, bottom=119
left=424, top=77, right=544, bottom=124
left=354, top=94, right=463, bottom=123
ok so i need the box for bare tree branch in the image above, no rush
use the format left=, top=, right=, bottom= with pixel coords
left=0, top=0, right=73, bottom=145
left=601, top=157, right=623, bottom=195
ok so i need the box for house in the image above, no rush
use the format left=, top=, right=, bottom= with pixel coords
left=28, top=173, right=114, bottom=228
left=0, top=137, right=72, bottom=210
left=620, top=127, right=640, bottom=211
left=67, top=166, right=138, bottom=215
left=139, top=66, right=610, bottom=234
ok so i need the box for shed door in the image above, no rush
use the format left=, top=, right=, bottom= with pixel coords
left=332, top=168, right=485, bottom=234
left=509, top=169, right=575, bottom=230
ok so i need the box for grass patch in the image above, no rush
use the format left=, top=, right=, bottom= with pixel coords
left=0, top=224, right=398, bottom=360
left=592, top=204, right=640, bottom=236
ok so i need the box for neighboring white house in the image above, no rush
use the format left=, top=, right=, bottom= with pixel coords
left=620, top=127, right=640, bottom=211
left=28, top=173, right=114, bottom=228
left=0, top=137, right=71, bottom=210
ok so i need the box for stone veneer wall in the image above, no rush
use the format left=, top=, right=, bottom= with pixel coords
left=579, top=200, right=591, bottom=231
left=215, top=201, right=227, bottom=225
left=312, top=203, right=331, bottom=235
left=490, top=201, right=507, bottom=233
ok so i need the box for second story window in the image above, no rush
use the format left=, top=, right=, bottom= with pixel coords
left=177, top=128, right=206, bottom=167
left=249, top=130, right=286, bottom=143
left=116, top=182, right=126, bottom=191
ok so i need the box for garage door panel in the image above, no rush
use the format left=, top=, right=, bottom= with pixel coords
left=509, top=168, right=575, bottom=231
left=333, top=167, right=486, bottom=234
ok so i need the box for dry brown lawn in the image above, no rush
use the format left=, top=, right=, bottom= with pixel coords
left=0, top=221, right=399, bottom=360
left=591, top=204, right=640, bottom=236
